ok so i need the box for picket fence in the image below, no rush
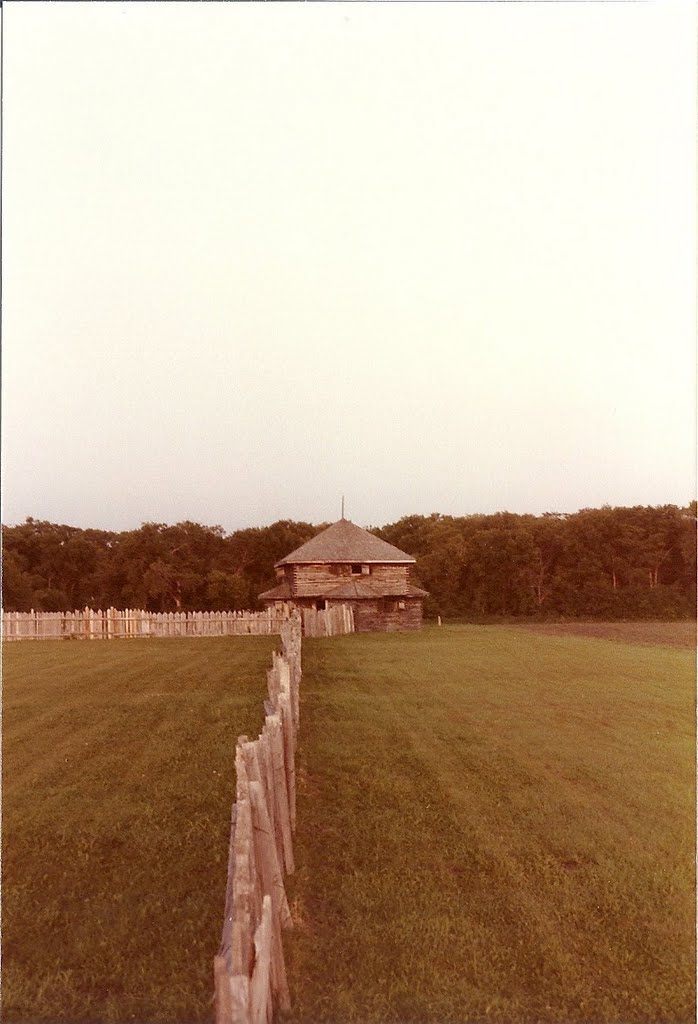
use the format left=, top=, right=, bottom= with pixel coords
left=302, top=603, right=354, bottom=638
left=214, top=613, right=303, bottom=1024
left=2, top=604, right=354, bottom=641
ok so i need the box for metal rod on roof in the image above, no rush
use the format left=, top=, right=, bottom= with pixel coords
left=341, top=496, right=345, bottom=519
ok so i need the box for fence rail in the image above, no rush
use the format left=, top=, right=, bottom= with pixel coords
left=214, top=613, right=303, bottom=1024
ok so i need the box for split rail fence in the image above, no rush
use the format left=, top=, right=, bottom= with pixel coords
left=2, top=605, right=354, bottom=641
left=214, top=612, right=303, bottom=1024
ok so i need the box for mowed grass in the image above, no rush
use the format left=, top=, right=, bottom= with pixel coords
left=2, top=636, right=276, bottom=1023
left=285, top=625, right=696, bottom=1024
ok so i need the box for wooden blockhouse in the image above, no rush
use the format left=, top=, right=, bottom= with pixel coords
left=259, top=518, right=428, bottom=632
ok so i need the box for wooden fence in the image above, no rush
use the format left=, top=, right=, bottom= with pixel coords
left=1, top=607, right=295, bottom=641
left=302, top=603, right=355, bottom=638
left=2, top=604, right=355, bottom=641
left=214, top=613, right=302, bottom=1024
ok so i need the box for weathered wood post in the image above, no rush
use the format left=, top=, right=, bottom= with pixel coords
left=249, top=896, right=272, bottom=1024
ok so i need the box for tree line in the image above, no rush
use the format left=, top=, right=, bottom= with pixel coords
left=2, top=504, right=695, bottom=620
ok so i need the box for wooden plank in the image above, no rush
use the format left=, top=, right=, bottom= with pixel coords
left=230, top=975, right=250, bottom=1024
left=278, top=694, right=296, bottom=833
left=214, top=955, right=233, bottom=1024
left=266, top=666, right=280, bottom=708
left=277, top=658, right=291, bottom=706
left=242, top=742, right=282, bottom=919
left=230, top=798, right=254, bottom=978
left=235, top=738, right=261, bottom=920
left=249, top=895, right=272, bottom=1024
left=236, top=737, right=250, bottom=804
left=248, top=772, right=291, bottom=1012
left=219, top=803, right=238, bottom=963
left=270, top=917, right=290, bottom=1012
left=257, top=732, right=281, bottom=873
left=267, top=715, right=294, bottom=874
left=248, top=780, right=291, bottom=930
left=280, top=655, right=299, bottom=735
left=241, top=740, right=262, bottom=787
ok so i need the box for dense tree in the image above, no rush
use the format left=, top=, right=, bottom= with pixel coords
left=2, top=505, right=695, bottom=619
left=376, top=504, right=696, bottom=621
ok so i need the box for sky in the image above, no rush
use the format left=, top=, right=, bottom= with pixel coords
left=2, top=1, right=695, bottom=534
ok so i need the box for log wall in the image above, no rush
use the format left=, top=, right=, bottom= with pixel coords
left=291, top=562, right=412, bottom=597
left=348, top=598, right=423, bottom=633
left=364, top=565, right=411, bottom=594
left=291, top=564, right=345, bottom=595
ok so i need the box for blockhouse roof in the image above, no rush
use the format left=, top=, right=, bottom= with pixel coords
left=322, top=580, right=430, bottom=600
left=258, top=581, right=294, bottom=601
left=275, top=518, right=415, bottom=567
left=258, top=579, right=429, bottom=601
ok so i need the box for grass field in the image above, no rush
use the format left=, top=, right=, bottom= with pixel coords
left=2, top=636, right=276, bottom=1023
left=284, top=624, right=696, bottom=1024
left=3, top=625, right=695, bottom=1024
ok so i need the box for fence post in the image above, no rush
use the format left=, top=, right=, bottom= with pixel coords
left=230, top=796, right=254, bottom=978
left=249, top=895, right=272, bottom=1024
left=267, top=715, right=293, bottom=874
left=278, top=693, right=296, bottom=832
left=214, top=955, right=233, bottom=1024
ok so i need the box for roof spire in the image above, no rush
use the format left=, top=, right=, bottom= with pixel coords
left=341, top=495, right=345, bottom=520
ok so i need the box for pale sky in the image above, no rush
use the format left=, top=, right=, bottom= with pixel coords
left=2, top=1, right=695, bottom=533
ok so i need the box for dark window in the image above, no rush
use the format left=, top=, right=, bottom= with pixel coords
left=316, top=600, right=326, bottom=611
left=351, top=564, right=362, bottom=575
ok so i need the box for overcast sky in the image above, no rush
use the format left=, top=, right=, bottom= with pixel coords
left=2, top=1, right=695, bottom=533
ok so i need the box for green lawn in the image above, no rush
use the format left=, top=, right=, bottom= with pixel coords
left=284, top=625, right=696, bottom=1024
left=4, top=626, right=695, bottom=1024
left=2, top=636, right=276, bottom=1023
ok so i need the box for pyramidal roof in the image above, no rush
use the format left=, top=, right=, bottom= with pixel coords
left=275, top=518, right=415, bottom=566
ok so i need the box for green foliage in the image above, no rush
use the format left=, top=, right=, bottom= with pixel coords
left=377, top=505, right=696, bottom=620
left=2, top=505, right=695, bottom=619
left=1, top=517, right=321, bottom=614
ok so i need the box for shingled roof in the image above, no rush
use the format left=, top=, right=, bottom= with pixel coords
left=322, top=580, right=430, bottom=600
left=258, top=581, right=294, bottom=601
left=258, top=579, right=429, bottom=601
left=275, top=518, right=415, bottom=566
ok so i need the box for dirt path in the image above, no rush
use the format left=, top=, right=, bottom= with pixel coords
left=510, top=620, right=695, bottom=648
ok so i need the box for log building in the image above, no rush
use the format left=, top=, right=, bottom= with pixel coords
left=259, top=518, right=428, bottom=632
